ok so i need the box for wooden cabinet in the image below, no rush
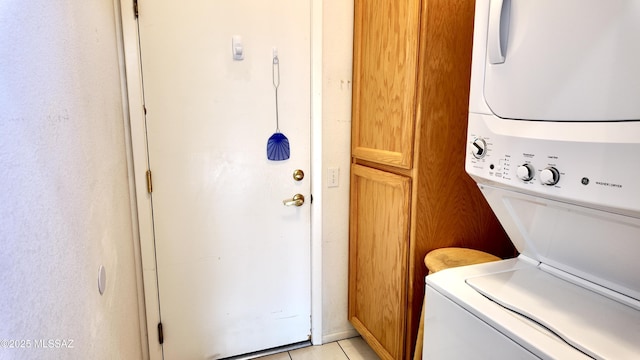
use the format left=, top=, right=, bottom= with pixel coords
left=348, top=1, right=516, bottom=359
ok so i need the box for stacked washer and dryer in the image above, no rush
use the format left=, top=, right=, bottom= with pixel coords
left=423, top=0, right=640, bottom=359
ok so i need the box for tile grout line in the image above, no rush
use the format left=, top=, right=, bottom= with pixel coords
left=336, top=340, right=351, bottom=360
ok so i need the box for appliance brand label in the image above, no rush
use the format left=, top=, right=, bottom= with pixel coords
left=595, top=181, right=623, bottom=189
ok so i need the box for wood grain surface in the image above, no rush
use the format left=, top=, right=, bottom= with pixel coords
left=349, top=164, right=411, bottom=360
left=351, top=0, right=421, bottom=169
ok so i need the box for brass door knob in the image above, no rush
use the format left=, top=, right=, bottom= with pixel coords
left=283, top=194, right=305, bottom=206
left=293, top=169, right=304, bottom=181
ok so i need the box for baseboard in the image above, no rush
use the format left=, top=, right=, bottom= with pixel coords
left=321, top=329, right=360, bottom=344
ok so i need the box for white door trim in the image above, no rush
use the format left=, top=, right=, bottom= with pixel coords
left=112, top=0, right=150, bottom=358
left=118, top=1, right=163, bottom=358
left=310, top=0, right=324, bottom=346
left=117, top=1, right=324, bottom=357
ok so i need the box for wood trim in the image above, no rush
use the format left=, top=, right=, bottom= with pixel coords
left=351, top=0, right=364, bottom=159
left=352, top=147, right=411, bottom=170
left=353, top=158, right=414, bottom=178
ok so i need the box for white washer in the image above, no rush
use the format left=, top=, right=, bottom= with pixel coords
left=424, top=1, right=640, bottom=359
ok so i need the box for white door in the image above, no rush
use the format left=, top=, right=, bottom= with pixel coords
left=136, top=1, right=311, bottom=359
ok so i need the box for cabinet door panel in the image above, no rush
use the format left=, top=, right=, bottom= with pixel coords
left=349, top=164, right=411, bottom=360
left=351, top=0, right=421, bottom=169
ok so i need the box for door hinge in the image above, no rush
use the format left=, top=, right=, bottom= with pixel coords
left=146, top=170, right=153, bottom=193
left=158, top=322, right=164, bottom=344
left=134, top=0, right=139, bottom=18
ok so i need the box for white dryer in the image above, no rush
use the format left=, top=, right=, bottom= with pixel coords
left=423, top=1, right=640, bottom=359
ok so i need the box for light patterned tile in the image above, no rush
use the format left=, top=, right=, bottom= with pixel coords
left=254, top=352, right=291, bottom=360
left=289, top=342, right=349, bottom=360
left=338, top=337, right=381, bottom=360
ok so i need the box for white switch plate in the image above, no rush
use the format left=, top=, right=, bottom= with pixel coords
left=232, top=35, right=244, bottom=61
left=327, top=167, right=339, bottom=187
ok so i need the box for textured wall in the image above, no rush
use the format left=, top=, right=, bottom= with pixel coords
left=0, top=1, right=143, bottom=359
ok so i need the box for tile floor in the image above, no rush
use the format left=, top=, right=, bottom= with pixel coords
left=256, top=337, right=380, bottom=360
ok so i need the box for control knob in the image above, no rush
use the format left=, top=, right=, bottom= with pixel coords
left=471, top=138, right=487, bottom=159
left=516, top=164, right=535, bottom=181
left=540, top=167, right=560, bottom=186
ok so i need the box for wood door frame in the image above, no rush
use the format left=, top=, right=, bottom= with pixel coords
left=117, top=1, right=324, bottom=358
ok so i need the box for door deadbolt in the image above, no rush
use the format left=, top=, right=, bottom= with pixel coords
left=293, top=169, right=304, bottom=181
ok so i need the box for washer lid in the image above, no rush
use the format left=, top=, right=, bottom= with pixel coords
left=467, top=267, right=640, bottom=360
left=483, top=0, right=640, bottom=121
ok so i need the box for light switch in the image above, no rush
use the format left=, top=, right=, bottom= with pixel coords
left=232, top=35, right=244, bottom=61
left=327, top=167, right=340, bottom=188
left=98, top=265, right=106, bottom=295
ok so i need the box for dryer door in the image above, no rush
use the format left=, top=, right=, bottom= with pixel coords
left=483, top=0, right=640, bottom=121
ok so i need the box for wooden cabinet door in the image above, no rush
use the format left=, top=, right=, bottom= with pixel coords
left=349, top=164, right=411, bottom=360
left=351, top=0, right=421, bottom=169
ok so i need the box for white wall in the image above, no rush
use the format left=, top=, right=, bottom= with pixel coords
left=321, top=0, right=356, bottom=342
left=0, top=1, right=144, bottom=359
